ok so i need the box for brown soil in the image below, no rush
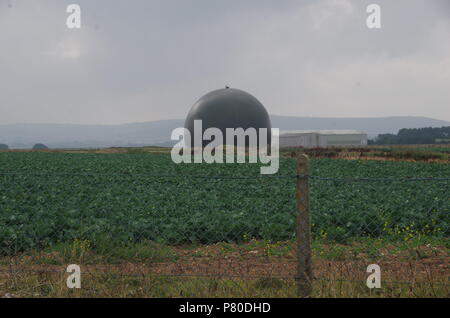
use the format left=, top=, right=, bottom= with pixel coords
left=1, top=258, right=447, bottom=283
left=1, top=243, right=448, bottom=282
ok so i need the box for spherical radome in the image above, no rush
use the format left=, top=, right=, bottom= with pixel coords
left=184, top=88, right=272, bottom=147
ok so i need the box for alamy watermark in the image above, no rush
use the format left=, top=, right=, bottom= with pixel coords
left=66, top=264, right=81, bottom=289
left=66, top=4, right=81, bottom=29
left=366, top=4, right=381, bottom=29
left=170, top=120, right=279, bottom=175
left=64, top=263, right=381, bottom=290
left=366, top=264, right=381, bottom=289
left=64, top=3, right=380, bottom=30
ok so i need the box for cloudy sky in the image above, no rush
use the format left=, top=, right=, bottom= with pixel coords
left=0, top=0, right=449, bottom=125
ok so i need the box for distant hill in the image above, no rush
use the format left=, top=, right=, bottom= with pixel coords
left=0, top=120, right=183, bottom=149
left=0, top=116, right=449, bottom=149
left=270, top=115, right=450, bottom=136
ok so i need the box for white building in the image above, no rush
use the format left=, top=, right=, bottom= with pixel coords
left=278, top=130, right=368, bottom=148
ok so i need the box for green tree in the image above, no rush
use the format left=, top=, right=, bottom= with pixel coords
left=32, top=143, right=49, bottom=150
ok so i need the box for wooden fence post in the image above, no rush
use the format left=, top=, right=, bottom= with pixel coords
left=296, top=153, right=312, bottom=297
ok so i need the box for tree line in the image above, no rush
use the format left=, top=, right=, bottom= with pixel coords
left=370, top=126, right=450, bottom=145
left=0, top=144, right=49, bottom=150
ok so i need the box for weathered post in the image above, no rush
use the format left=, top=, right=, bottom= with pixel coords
left=296, top=153, right=312, bottom=297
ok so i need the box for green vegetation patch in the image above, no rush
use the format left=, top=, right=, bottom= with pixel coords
left=0, top=153, right=448, bottom=253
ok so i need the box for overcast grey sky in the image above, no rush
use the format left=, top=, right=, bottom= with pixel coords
left=0, top=0, right=449, bottom=125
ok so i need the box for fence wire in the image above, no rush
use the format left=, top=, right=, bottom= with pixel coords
left=0, top=168, right=448, bottom=297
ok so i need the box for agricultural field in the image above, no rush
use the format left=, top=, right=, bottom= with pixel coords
left=0, top=152, right=448, bottom=252
left=0, top=151, right=448, bottom=297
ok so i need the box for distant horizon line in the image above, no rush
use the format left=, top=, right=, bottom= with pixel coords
left=1, top=114, right=449, bottom=127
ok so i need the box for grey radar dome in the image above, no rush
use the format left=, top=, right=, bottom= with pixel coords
left=184, top=87, right=272, bottom=147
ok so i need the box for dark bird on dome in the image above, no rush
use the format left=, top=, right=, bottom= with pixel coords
left=225, top=86, right=230, bottom=89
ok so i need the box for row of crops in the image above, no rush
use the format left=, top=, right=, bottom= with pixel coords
left=0, top=152, right=449, bottom=253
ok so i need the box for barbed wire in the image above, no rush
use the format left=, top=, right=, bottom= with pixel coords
left=1, top=268, right=448, bottom=287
